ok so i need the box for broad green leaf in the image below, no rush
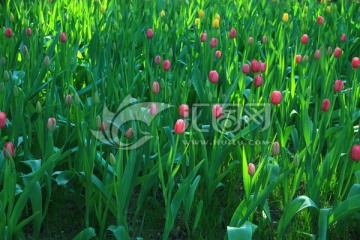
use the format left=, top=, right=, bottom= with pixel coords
left=227, top=221, right=257, bottom=240
left=318, top=208, right=331, bottom=240
left=277, top=196, right=318, bottom=239
left=329, top=195, right=360, bottom=225
left=73, top=227, right=96, bottom=240
left=107, top=225, right=130, bottom=240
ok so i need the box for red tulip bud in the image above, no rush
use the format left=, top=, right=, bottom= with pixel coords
left=251, top=59, right=260, bottom=73
left=212, top=104, right=223, bottom=119
left=350, top=144, right=360, bottom=161
left=301, top=34, right=308, bottom=44
left=146, top=28, right=154, bottom=39
left=295, top=55, right=302, bottom=64
left=3, top=142, right=15, bottom=158
left=321, top=98, right=330, bottom=112
left=313, top=49, right=321, bottom=60
left=125, top=128, right=133, bottom=138
left=26, top=27, right=32, bottom=36
left=270, top=91, right=282, bottom=105
left=340, top=33, right=346, bottom=42
left=272, top=142, right=280, bottom=156
left=5, top=28, right=12, bottom=38
left=200, top=33, right=207, bottom=42
left=242, top=64, right=250, bottom=74
left=154, top=55, right=161, bottom=65
left=229, top=28, right=236, bottom=39
left=333, top=80, right=344, bottom=92
left=60, top=32, right=67, bottom=42
left=209, top=70, right=219, bottom=83
left=352, top=57, right=360, bottom=69
left=179, top=104, right=189, bottom=118
left=254, top=75, right=263, bottom=87
left=163, top=60, right=171, bottom=71
left=174, top=119, right=185, bottom=134
left=0, top=112, right=6, bottom=128
left=248, top=37, right=253, bottom=45
left=210, top=38, right=218, bottom=48
left=248, top=163, right=256, bottom=176
left=152, top=81, right=160, bottom=94
left=317, top=15, right=324, bottom=25
left=215, top=50, right=222, bottom=59
left=47, top=117, right=57, bottom=131
left=333, top=47, right=341, bottom=58
left=66, top=94, right=72, bottom=105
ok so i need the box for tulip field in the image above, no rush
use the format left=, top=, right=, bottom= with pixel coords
left=1, top=0, right=360, bottom=239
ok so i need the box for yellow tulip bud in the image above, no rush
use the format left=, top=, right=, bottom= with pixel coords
left=326, top=6, right=331, bottom=13
left=10, top=13, right=15, bottom=22
left=100, top=5, right=106, bottom=14
left=282, top=13, right=289, bottom=22
left=215, top=13, right=220, bottom=20
left=213, top=19, right=219, bottom=28
left=198, top=9, right=205, bottom=18
left=160, top=10, right=165, bottom=17
left=194, top=18, right=200, bottom=26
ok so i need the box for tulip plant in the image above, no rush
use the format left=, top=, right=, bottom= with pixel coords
left=0, top=0, right=359, bottom=239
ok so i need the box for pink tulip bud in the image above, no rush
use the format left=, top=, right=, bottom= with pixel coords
left=200, top=33, right=207, bottom=42
left=317, top=15, right=324, bottom=25
left=352, top=57, right=360, bottom=69
left=5, top=28, right=12, bottom=38
left=212, top=104, right=223, bottom=119
left=333, top=80, right=344, bottom=92
left=43, top=56, right=50, bottom=67
left=125, top=128, right=133, bottom=138
left=340, top=33, right=346, bottom=42
left=251, top=59, right=260, bottom=73
left=154, top=55, right=161, bottom=65
left=65, top=94, right=72, bottom=105
left=229, top=28, right=236, bottom=39
left=163, top=60, right=171, bottom=71
left=248, top=163, right=256, bottom=176
left=272, top=142, right=280, bottom=156
left=152, top=81, right=160, bottom=94
left=3, top=142, right=15, bottom=159
left=313, top=49, right=321, bottom=60
left=179, top=104, right=189, bottom=118
left=146, top=28, right=154, bottom=39
left=174, top=119, right=185, bottom=134
left=262, top=36, right=268, bottom=44
left=259, top=62, right=266, bottom=72
left=210, top=38, right=218, bottom=48
left=26, top=27, right=32, bottom=36
left=248, top=37, right=254, bottom=45
left=47, top=117, right=57, bottom=131
left=60, top=32, right=67, bottom=42
left=270, top=91, right=282, bottom=105
left=209, top=70, right=219, bottom=83
left=254, top=75, right=263, bottom=87
left=99, top=121, right=105, bottom=131
left=350, top=144, right=360, bottom=161
left=333, top=47, right=341, bottom=58
left=150, top=103, right=158, bottom=116
left=215, top=50, right=222, bottom=59
left=295, top=55, right=302, bottom=64
left=301, top=34, right=308, bottom=44
left=0, top=112, right=6, bottom=128
left=321, top=98, right=330, bottom=112
left=242, top=64, right=250, bottom=74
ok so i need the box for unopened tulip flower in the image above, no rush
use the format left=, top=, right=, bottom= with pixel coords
left=248, top=163, right=256, bottom=176
left=213, top=19, right=219, bottom=28
left=254, top=75, right=263, bottom=87
left=179, top=104, right=189, bottom=118
left=125, top=128, right=133, bottom=138
left=152, top=81, right=160, bottom=94
left=47, top=118, right=57, bottom=131
left=251, top=59, right=260, bottom=73
left=301, top=34, right=308, bottom=44
left=262, top=36, right=268, bottom=44
left=350, top=144, right=360, bottom=161
left=209, top=70, right=219, bottom=83
left=210, top=38, right=218, bottom=48
left=321, top=98, right=330, bottom=112
left=150, top=103, right=158, bottom=116
left=334, top=47, right=341, bottom=58
left=26, top=27, right=32, bottom=36
left=333, top=80, right=344, bottom=92
left=352, top=57, right=360, bottom=69
left=66, top=94, right=72, bottom=105
left=43, top=56, right=50, bottom=67
left=242, top=64, right=250, bottom=74
left=295, top=55, right=302, bottom=64
left=212, top=104, right=223, bottom=118
left=215, top=50, right=222, bottom=59
left=340, top=34, right=346, bottom=42
left=160, top=10, right=165, bottom=17
left=154, top=55, right=161, bottom=65
left=270, top=91, right=282, bottom=105
left=163, top=60, right=171, bottom=71
left=259, top=62, right=266, bottom=72
left=146, top=28, right=154, bottom=39
left=200, top=33, right=207, bottom=42
left=314, top=49, right=321, bottom=60
left=272, top=142, right=280, bottom=156
left=174, top=119, right=185, bottom=134
left=282, top=13, right=289, bottom=22
left=248, top=37, right=254, bottom=45
left=198, top=9, right=205, bottom=18
left=317, top=15, right=324, bottom=24
left=0, top=112, right=6, bottom=128
left=60, top=32, right=67, bottom=42
left=3, top=142, right=15, bottom=158
left=5, top=28, right=12, bottom=38
left=229, top=28, right=236, bottom=39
